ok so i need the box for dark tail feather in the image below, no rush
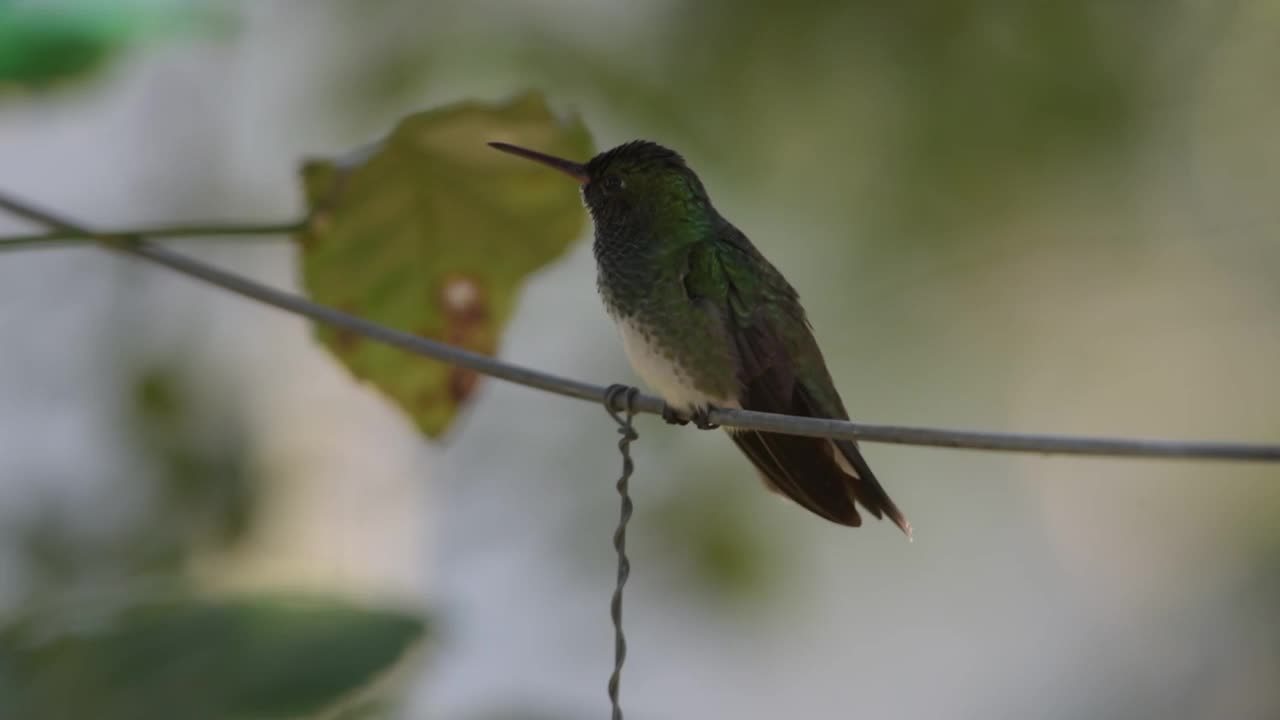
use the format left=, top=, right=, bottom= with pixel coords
left=833, top=439, right=912, bottom=538
left=729, top=429, right=911, bottom=538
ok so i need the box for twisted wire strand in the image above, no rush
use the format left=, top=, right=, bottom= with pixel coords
left=603, top=384, right=640, bottom=720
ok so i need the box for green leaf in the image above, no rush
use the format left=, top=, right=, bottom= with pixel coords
left=296, top=92, right=594, bottom=437
left=0, top=1, right=233, bottom=92
left=0, top=595, right=427, bottom=720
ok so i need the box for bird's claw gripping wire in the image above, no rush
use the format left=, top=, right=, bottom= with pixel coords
left=660, top=404, right=689, bottom=426
left=660, top=403, right=720, bottom=430
left=690, top=406, right=720, bottom=430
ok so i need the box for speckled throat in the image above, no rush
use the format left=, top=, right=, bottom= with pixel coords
left=592, top=226, right=741, bottom=408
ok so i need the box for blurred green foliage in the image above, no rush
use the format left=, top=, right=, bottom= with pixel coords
left=664, top=0, right=1152, bottom=164
left=130, top=364, right=256, bottom=567
left=10, top=364, right=255, bottom=605
left=326, top=0, right=1178, bottom=250
left=0, top=0, right=230, bottom=93
left=644, top=475, right=781, bottom=604
left=1, top=364, right=425, bottom=719
left=298, top=92, right=594, bottom=437
left=0, top=595, right=425, bottom=720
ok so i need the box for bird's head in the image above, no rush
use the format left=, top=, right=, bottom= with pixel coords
left=489, top=139, right=713, bottom=235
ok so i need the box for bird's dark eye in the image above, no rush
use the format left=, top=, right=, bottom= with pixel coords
left=602, top=175, right=625, bottom=193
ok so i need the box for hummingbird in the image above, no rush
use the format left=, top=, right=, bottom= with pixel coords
left=490, top=139, right=910, bottom=536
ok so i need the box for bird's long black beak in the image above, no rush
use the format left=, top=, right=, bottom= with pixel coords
left=488, top=142, right=589, bottom=183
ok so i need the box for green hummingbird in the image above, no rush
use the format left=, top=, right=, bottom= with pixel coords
left=490, top=139, right=910, bottom=536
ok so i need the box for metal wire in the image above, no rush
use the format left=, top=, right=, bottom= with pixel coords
left=2, top=190, right=1280, bottom=463
left=603, top=384, right=640, bottom=720
left=6, top=181, right=1280, bottom=720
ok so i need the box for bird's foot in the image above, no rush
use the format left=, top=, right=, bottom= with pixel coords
left=661, top=404, right=689, bottom=426
left=690, top=406, right=720, bottom=430
left=661, top=404, right=720, bottom=430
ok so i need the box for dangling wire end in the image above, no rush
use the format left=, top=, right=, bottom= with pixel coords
left=603, top=383, right=640, bottom=720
